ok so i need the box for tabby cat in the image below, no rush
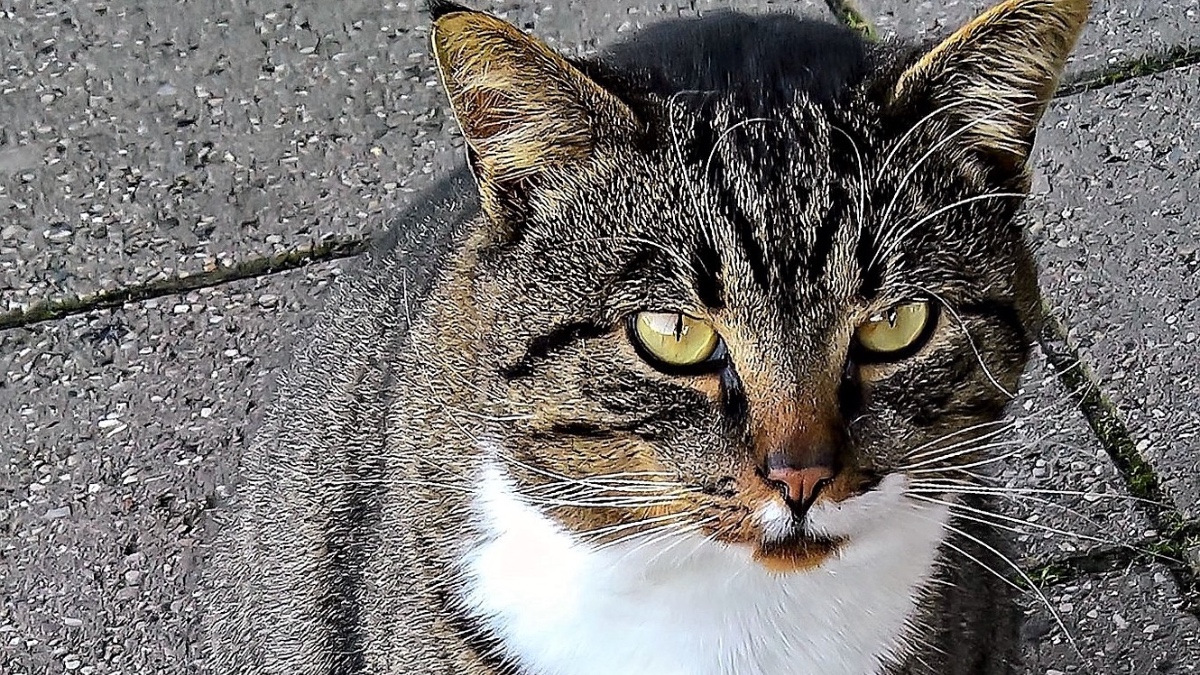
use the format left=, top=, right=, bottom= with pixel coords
left=203, top=0, right=1091, bottom=673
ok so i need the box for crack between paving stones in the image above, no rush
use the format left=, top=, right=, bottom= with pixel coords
left=1022, top=521, right=1200, bottom=590
left=1037, top=303, right=1200, bottom=618
left=0, top=236, right=370, bottom=331
left=1059, top=43, right=1200, bottom=97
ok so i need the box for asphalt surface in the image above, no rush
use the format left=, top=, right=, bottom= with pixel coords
left=2, top=1, right=1199, bottom=673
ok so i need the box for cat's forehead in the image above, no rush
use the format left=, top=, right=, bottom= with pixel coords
left=625, top=97, right=869, bottom=312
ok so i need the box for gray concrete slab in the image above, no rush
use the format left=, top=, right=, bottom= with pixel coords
left=0, top=261, right=343, bottom=674
left=1021, top=563, right=1200, bottom=674
left=853, top=0, right=1200, bottom=84
left=0, top=0, right=830, bottom=315
left=1002, top=346, right=1148, bottom=566
left=1030, top=64, right=1200, bottom=518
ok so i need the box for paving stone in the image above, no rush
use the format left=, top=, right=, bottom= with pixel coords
left=0, top=261, right=343, bottom=673
left=853, top=0, right=1200, bottom=84
left=1020, top=562, right=1200, bottom=674
left=1000, top=345, right=1148, bottom=567
left=0, top=0, right=830, bottom=315
left=1029, top=64, right=1200, bottom=518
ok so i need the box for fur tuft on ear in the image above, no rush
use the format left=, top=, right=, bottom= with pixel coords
left=890, top=0, right=1089, bottom=171
left=430, top=8, right=637, bottom=218
left=427, top=0, right=470, bottom=21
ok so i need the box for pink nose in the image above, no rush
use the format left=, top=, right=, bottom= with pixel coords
left=765, top=464, right=837, bottom=507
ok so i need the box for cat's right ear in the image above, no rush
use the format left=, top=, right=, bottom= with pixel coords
left=886, top=0, right=1089, bottom=178
left=430, top=3, right=639, bottom=222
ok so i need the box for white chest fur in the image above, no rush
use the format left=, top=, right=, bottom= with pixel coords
left=460, top=468, right=950, bottom=675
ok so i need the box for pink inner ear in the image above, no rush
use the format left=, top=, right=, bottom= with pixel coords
left=459, top=88, right=520, bottom=141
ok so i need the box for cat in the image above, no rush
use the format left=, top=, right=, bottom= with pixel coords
left=202, top=0, right=1090, bottom=673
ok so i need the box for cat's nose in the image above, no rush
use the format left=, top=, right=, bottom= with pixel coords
left=764, top=452, right=839, bottom=512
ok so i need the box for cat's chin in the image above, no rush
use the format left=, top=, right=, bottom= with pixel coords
left=751, top=532, right=845, bottom=573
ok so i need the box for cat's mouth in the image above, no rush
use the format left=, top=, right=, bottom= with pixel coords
left=701, top=467, right=888, bottom=572
left=751, top=499, right=847, bottom=571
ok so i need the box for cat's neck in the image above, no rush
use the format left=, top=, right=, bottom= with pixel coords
left=458, top=462, right=950, bottom=675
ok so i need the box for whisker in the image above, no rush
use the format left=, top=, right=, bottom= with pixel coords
left=643, top=517, right=720, bottom=568
left=902, top=419, right=1016, bottom=461
left=911, top=494, right=1177, bottom=564
left=898, top=439, right=1028, bottom=471
left=873, top=104, right=1013, bottom=260
left=873, top=98, right=974, bottom=190
left=578, top=510, right=699, bottom=544
left=529, top=479, right=688, bottom=495
left=905, top=446, right=1031, bottom=476
left=605, top=517, right=714, bottom=565
left=664, top=89, right=722, bottom=229
left=701, top=117, right=777, bottom=221
left=908, top=483, right=1166, bottom=507
left=832, top=124, right=868, bottom=238
left=876, top=192, right=1027, bottom=267
left=937, top=519, right=1083, bottom=658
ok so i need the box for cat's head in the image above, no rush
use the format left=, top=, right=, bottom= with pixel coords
left=429, top=0, right=1088, bottom=569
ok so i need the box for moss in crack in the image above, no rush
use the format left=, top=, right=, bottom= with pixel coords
left=1037, top=304, right=1200, bottom=616
left=1059, top=43, right=1200, bottom=97
left=1020, top=545, right=1141, bottom=591
left=1038, top=313, right=1164, bottom=507
left=1026, top=561, right=1074, bottom=589
left=824, top=0, right=878, bottom=41
left=0, top=236, right=370, bottom=330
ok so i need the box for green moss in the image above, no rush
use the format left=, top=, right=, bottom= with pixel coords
left=1037, top=302, right=1200, bottom=616
left=1059, top=44, right=1200, bottom=97
left=825, top=0, right=879, bottom=42
left=1026, top=562, right=1072, bottom=589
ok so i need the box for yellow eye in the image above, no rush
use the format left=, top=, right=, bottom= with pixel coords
left=631, top=312, right=721, bottom=369
left=856, top=301, right=934, bottom=356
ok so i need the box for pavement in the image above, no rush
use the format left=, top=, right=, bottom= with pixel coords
left=1, top=0, right=1197, bottom=673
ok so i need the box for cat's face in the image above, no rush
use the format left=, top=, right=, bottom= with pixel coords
left=431, top=0, right=1087, bottom=568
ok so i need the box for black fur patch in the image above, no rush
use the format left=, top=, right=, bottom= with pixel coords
left=692, top=241, right=726, bottom=309
left=502, top=320, right=609, bottom=380
left=601, top=11, right=870, bottom=108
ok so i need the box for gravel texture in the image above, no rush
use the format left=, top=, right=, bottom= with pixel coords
left=1031, top=64, right=1200, bottom=519
left=1021, top=562, right=1200, bottom=674
left=0, top=262, right=343, bottom=673
left=1000, top=347, right=1147, bottom=567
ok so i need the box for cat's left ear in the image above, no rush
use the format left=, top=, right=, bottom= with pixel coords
left=430, top=4, right=639, bottom=220
left=888, top=0, right=1089, bottom=175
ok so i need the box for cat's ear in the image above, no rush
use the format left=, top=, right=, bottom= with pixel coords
left=887, top=0, right=1089, bottom=174
left=430, top=4, right=638, bottom=219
